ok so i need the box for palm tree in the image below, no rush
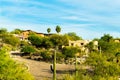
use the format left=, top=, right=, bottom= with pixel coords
left=55, top=25, right=61, bottom=34
left=47, top=28, right=51, bottom=34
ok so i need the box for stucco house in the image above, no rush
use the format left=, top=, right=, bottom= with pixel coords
left=69, top=40, right=98, bottom=53
left=20, top=30, right=45, bottom=40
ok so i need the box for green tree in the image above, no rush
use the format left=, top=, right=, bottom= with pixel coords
left=50, top=34, right=69, bottom=48
left=40, top=50, right=52, bottom=61
left=21, top=45, right=36, bottom=56
left=42, top=37, right=53, bottom=49
left=98, top=34, right=120, bottom=56
left=55, top=25, right=61, bottom=34
left=47, top=28, right=51, bottom=34
left=86, top=41, right=94, bottom=53
left=100, top=34, right=113, bottom=42
left=0, top=28, right=7, bottom=34
left=86, top=52, right=120, bottom=79
left=11, top=28, right=23, bottom=34
left=20, top=40, right=29, bottom=47
left=0, top=46, right=34, bottom=80
left=28, top=35, right=43, bottom=47
left=2, top=34, right=20, bottom=47
left=65, top=32, right=82, bottom=41
left=62, top=46, right=80, bottom=58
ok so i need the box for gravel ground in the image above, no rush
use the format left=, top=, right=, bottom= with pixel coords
left=11, top=55, right=75, bottom=80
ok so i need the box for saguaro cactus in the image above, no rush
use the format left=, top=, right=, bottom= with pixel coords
left=75, top=55, right=78, bottom=79
left=53, top=48, right=56, bottom=80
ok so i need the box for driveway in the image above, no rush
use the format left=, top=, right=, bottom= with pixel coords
left=11, top=53, right=75, bottom=80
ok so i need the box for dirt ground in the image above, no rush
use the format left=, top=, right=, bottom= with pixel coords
left=11, top=54, right=75, bottom=80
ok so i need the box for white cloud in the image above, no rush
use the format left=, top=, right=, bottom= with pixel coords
left=61, top=16, right=79, bottom=20
left=60, top=16, right=89, bottom=21
left=1, top=0, right=120, bottom=39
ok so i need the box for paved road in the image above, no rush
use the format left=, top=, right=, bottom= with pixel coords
left=11, top=53, right=75, bottom=80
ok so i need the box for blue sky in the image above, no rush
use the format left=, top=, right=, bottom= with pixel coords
left=0, top=0, right=120, bottom=39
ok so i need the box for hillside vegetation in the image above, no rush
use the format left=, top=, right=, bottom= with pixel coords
left=0, top=28, right=120, bottom=80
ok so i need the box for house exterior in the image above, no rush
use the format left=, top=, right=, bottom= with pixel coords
left=13, top=30, right=54, bottom=41
left=67, top=40, right=98, bottom=64
left=19, top=30, right=45, bottom=40
left=93, top=41, right=98, bottom=50
left=114, top=39, right=120, bottom=43
left=21, top=30, right=31, bottom=40
left=69, top=40, right=98, bottom=53
left=69, top=40, right=91, bottom=47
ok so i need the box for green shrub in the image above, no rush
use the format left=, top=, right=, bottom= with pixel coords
left=85, top=52, right=120, bottom=79
left=63, top=73, right=92, bottom=80
left=21, top=45, right=36, bottom=56
left=41, top=50, right=52, bottom=61
left=56, top=52, right=65, bottom=63
left=62, top=46, right=80, bottom=58
left=0, top=46, right=34, bottom=80
left=28, top=35, right=43, bottom=48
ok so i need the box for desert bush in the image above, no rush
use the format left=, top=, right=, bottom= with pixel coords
left=40, top=50, right=52, bottom=61
left=21, top=45, right=36, bottom=56
left=0, top=46, right=34, bottom=80
left=62, top=46, right=81, bottom=59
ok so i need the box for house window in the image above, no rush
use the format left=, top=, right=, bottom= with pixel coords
left=81, top=43, right=84, bottom=45
left=71, top=43, right=74, bottom=46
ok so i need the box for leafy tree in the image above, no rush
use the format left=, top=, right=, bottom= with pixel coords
left=28, top=35, right=43, bottom=47
left=100, top=34, right=113, bottom=42
left=28, top=34, right=68, bottom=49
left=0, top=28, right=7, bottom=34
left=93, top=38, right=99, bottom=41
left=62, top=46, right=80, bottom=58
left=40, top=50, right=52, bottom=61
left=50, top=34, right=69, bottom=48
left=98, top=34, right=120, bottom=56
left=86, top=52, right=120, bottom=79
left=41, top=37, right=53, bottom=49
left=65, top=32, right=82, bottom=41
left=86, top=41, right=95, bottom=53
left=47, top=28, right=51, bottom=34
left=2, top=34, right=20, bottom=47
left=56, top=52, right=65, bottom=63
left=62, top=34, right=69, bottom=46
left=0, top=46, right=34, bottom=80
left=11, top=28, right=23, bottom=34
left=55, top=25, right=61, bottom=33
left=20, top=40, right=29, bottom=47
left=62, top=34, right=120, bottom=80
left=21, top=45, right=36, bottom=56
